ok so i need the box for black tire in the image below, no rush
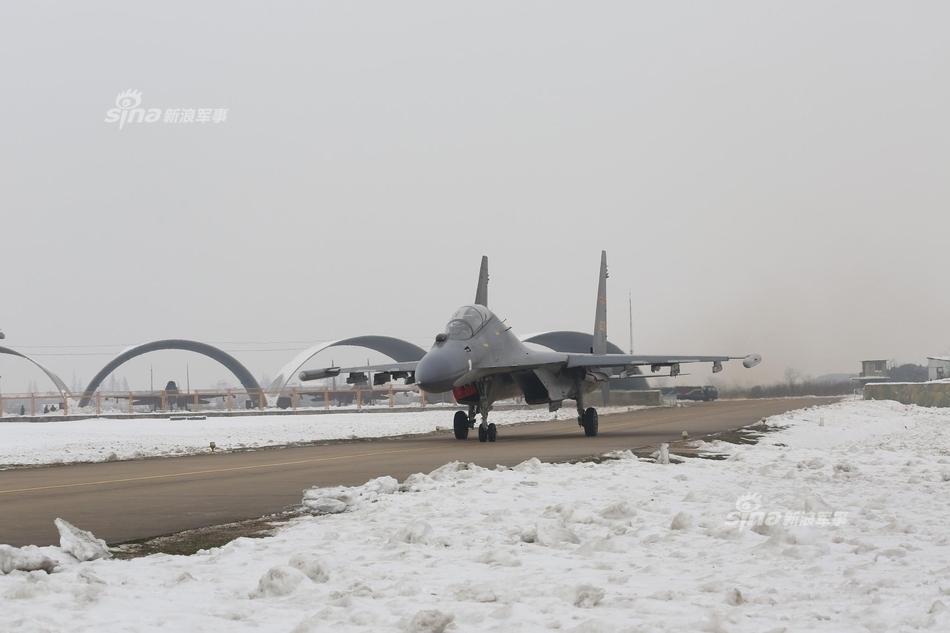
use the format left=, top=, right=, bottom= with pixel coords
left=487, top=423, right=497, bottom=442
left=478, top=424, right=488, bottom=443
left=582, top=407, right=599, bottom=437
left=453, top=411, right=469, bottom=440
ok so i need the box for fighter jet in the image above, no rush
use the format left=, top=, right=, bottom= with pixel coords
left=125, top=380, right=216, bottom=410
left=300, top=252, right=761, bottom=443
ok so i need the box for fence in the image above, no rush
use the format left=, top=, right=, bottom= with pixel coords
left=0, top=384, right=455, bottom=418
left=863, top=382, right=950, bottom=407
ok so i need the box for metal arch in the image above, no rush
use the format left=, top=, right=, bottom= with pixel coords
left=78, top=339, right=264, bottom=407
left=521, top=331, right=647, bottom=389
left=521, top=331, right=626, bottom=355
left=268, top=335, right=426, bottom=395
left=0, top=345, right=71, bottom=399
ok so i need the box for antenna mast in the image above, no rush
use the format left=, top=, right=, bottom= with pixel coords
left=628, top=291, right=634, bottom=354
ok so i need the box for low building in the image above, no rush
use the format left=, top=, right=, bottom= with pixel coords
left=861, top=360, right=889, bottom=378
left=927, top=357, right=950, bottom=381
left=851, top=359, right=891, bottom=387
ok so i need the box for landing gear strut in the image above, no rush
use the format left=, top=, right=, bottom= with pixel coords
left=475, top=380, right=498, bottom=443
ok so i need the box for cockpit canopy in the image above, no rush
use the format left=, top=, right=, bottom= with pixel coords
left=444, top=304, right=493, bottom=340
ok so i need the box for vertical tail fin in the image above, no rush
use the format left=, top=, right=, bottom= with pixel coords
left=474, top=255, right=489, bottom=307
left=593, top=250, right=608, bottom=355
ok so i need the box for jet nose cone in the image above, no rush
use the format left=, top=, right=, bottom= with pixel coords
left=416, top=348, right=468, bottom=393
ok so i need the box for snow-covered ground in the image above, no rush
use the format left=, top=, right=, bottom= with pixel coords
left=3, top=399, right=950, bottom=632
left=0, top=406, right=638, bottom=469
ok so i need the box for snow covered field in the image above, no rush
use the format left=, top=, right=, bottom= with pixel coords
left=0, top=406, right=638, bottom=468
left=3, top=399, right=950, bottom=632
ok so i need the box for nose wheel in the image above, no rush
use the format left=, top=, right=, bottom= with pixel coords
left=477, top=422, right=497, bottom=443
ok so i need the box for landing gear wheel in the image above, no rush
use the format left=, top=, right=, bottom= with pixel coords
left=581, top=407, right=599, bottom=437
left=453, top=411, right=469, bottom=440
left=487, top=423, right=497, bottom=442
left=478, top=424, right=488, bottom=443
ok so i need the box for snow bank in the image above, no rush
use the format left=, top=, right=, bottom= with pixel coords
left=0, top=545, right=57, bottom=574
left=1, top=399, right=949, bottom=631
left=302, top=475, right=399, bottom=515
left=0, top=406, right=638, bottom=468
left=0, top=519, right=110, bottom=575
left=54, top=518, right=111, bottom=562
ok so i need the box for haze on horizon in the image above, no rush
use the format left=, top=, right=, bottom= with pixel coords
left=1, top=1, right=948, bottom=393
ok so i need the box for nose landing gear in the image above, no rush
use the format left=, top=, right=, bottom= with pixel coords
left=478, top=422, right=497, bottom=443
left=452, top=380, right=498, bottom=443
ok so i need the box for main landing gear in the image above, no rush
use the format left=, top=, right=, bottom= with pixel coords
left=579, top=407, right=599, bottom=437
left=570, top=375, right=599, bottom=438
left=453, top=411, right=470, bottom=440
left=574, top=388, right=599, bottom=437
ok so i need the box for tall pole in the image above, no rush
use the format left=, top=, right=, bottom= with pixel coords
left=150, top=365, right=154, bottom=391
left=186, top=363, right=191, bottom=393
left=628, top=291, right=634, bottom=354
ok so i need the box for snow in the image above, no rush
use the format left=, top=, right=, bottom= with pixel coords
left=0, top=545, right=57, bottom=575
left=54, top=519, right=111, bottom=563
left=0, top=518, right=109, bottom=575
left=2, top=399, right=950, bottom=631
left=0, top=406, right=638, bottom=468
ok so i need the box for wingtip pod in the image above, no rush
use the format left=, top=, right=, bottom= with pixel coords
left=299, top=367, right=341, bottom=382
left=742, top=354, right=762, bottom=369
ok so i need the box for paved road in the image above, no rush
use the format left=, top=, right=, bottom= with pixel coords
left=0, top=398, right=835, bottom=547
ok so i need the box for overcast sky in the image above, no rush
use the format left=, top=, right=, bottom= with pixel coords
left=1, top=1, right=948, bottom=393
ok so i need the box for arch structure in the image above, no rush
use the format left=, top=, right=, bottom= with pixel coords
left=521, top=331, right=648, bottom=389
left=0, top=345, right=71, bottom=399
left=78, top=339, right=264, bottom=407
left=268, top=335, right=426, bottom=396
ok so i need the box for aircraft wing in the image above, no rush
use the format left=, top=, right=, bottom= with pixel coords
left=299, top=361, right=419, bottom=382
left=451, top=352, right=761, bottom=386
left=566, top=352, right=762, bottom=373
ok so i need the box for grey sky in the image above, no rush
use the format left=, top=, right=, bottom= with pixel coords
left=1, top=1, right=948, bottom=393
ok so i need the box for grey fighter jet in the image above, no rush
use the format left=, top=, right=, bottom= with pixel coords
left=300, top=252, right=761, bottom=443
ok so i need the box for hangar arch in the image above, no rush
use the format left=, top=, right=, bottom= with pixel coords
left=521, top=331, right=647, bottom=390
left=522, top=331, right=626, bottom=355
left=268, top=335, right=426, bottom=395
left=0, top=346, right=71, bottom=399
left=78, top=339, right=264, bottom=407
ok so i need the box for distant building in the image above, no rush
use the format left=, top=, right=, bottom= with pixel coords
left=861, top=360, right=889, bottom=378
left=852, top=359, right=891, bottom=387
left=927, top=357, right=950, bottom=381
